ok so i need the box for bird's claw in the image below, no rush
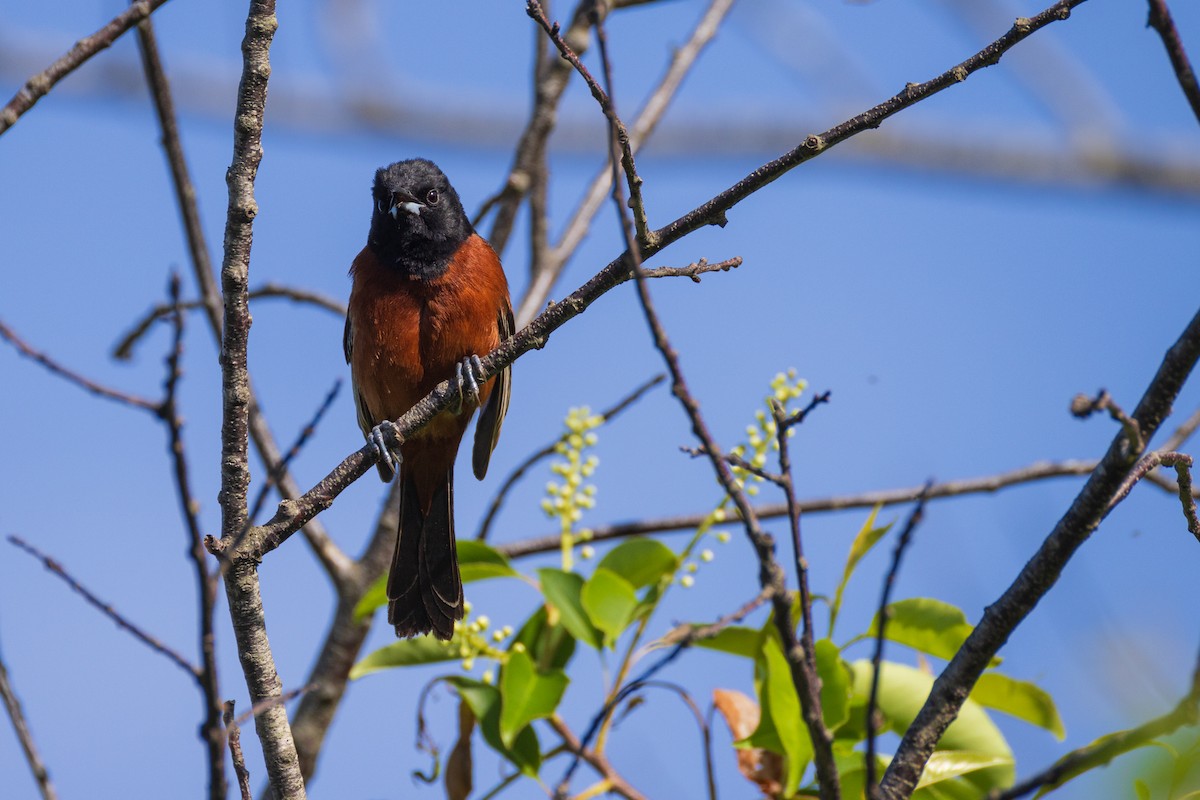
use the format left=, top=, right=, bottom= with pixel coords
left=453, top=355, right=485, bottom=413
left=368, top=421, right=403, bottom=475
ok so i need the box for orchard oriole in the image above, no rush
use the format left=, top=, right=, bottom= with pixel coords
left=345, top=158, right=513, bottom=640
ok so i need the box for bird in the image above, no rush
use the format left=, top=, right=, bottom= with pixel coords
left=344, top=158, right=513, bottom=641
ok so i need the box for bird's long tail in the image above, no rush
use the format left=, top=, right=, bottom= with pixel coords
left=387, top=467, right=463, bottom=640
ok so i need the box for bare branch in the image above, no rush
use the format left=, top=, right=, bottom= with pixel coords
left=224, top=701, right=254, bottom=800
left=8, top=535, right=200, bottom=681
left=0, top=318, right=160, bottom=412
left=0, top=0, right=173, bottom=137
left=865, top=488, right=932, bottom=797
left=547, top=715, right=648, bottom=800
left=156, top=274, right=227, bottom=800
left=1147, top=0, right=1200, bottom=125
left=497, top=458, right=1109, bottom=559
left=115, top=284, right=346, bottom=361
left=0, top=641, right=57, bottom=800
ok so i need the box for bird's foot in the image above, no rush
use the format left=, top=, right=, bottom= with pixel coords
left=367, top=421, right=403, bottom=476
left=452, top=354, right=486, bottom=413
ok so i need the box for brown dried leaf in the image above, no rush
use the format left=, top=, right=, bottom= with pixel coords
left=713, top=689, right=783, bottom=798
left=445, top=699, right=475, bottom=800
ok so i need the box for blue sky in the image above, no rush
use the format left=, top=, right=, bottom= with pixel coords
left=2, top=1, right=1199, bottom=798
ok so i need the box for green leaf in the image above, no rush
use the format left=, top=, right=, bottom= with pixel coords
left=866, top=598, right=1000, bottom=666
left=498, top=649, right=569, bottom=748
left=695, top=625, right=760, bottom=659
left=350, top=636, right=460, bottom=678
left=458, top=540, right=520, bottom=583
left=596, top=538, right=679, bottom=589
left=448, top=678, right=541, bottom=777
left=970, top=672, right=1064, bottom=739
left=354, top=574, right=388, bottom=621
left=538, top=568, right=603, bottom=649
left=1134, top=779, right=1151, bottom=800
left=580, top=568, right=638, bottom=646
left=743, top=632, right=812, bottom=797
left=847, top=660, right=1014, bottom=790
left=915, top=750, right=1016, bottom=789
left=512, top=606, right=576, bottom=673
left=830, top=506, right=892, bottom=633
left=814, top=638, right=851, bottom=731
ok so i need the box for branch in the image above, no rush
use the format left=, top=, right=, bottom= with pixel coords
left=156, top=273, right=227, bottom=800
left=543, top=0, right=737, bottom=311
left=475, top=373, right=665, bottom=541
left=1146, top=0, right=1200, bottom=125
left=551, top=1, right=840, bottom=791
left=114, top=283, right=346, bottom=361
left=548, top=716, right=648, bottom=800
left=0, top=317, right=160, bottom=413
left=213, top=3, right=307, bottom=798
left=879, top=304, right=1200, bottom=796
left=0, top=0, right=173, bottom=137
left=865, top=488, right=932, bottom=796
left=7, top=535, right=200, bottom=680
left=248, top=378, right=343, bottom=526
left=0, top=641, right=57, bottom=800
left=224, top=702, right=254, bottom=800
left=990, top=646, right=1200, bottom=799
left=496, top=458, right=1110, bottom=558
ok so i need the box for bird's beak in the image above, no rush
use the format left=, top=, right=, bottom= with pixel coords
left=388, top=190, right=424, bottom=219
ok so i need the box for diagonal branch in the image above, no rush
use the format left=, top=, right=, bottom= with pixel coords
left=1146, top=0, right=1200, bottom=124
left=8, top=535, right=201, bottom=681
left=0, top=0, right=174, bottom=137
left=0, top=639, right=57, bottom=800
left=0, top=318, right=160, bottom=413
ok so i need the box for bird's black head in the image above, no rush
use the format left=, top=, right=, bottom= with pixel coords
left=367, top=158, right=473, bottom=279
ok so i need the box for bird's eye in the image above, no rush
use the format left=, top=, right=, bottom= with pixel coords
left=425, top=188, right=440, bottom=206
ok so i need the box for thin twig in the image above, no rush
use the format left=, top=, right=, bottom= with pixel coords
left=115, top=283, right=346, bottom=361
left=231, top=683, right=317, bottom=729
left=548, top=715, right=648, bottom=800
left=865, top=486, right=932, bottom=797
left=224, top=701, right=253, bottom=800
left=0, top=642, right=57, bottom=800
left=157, top=274, right=227, bottom=800
left=772, top=395, right=835, bottom=786
left=0, top=318, right=160, bottom=412
left=630, top=682, right=718, bottom=800
left=1108, top=450, right=1200, bottom=540
left=497, top=458, right=1124, bottom=559
left=7, top=535, right=201, bottom=680
left=521, top=0, right=737, bottom=327
left=0, top=0, right=173, bottom=136
left=527, top=0, right=650, bottom=244
left=990, top=644, right=1200, bottom=799
left=248, top=378, right=343, bottom=525
left=476, top=373, right=665, bottom=541
left=1146, top=0, right=1200, bottom=124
